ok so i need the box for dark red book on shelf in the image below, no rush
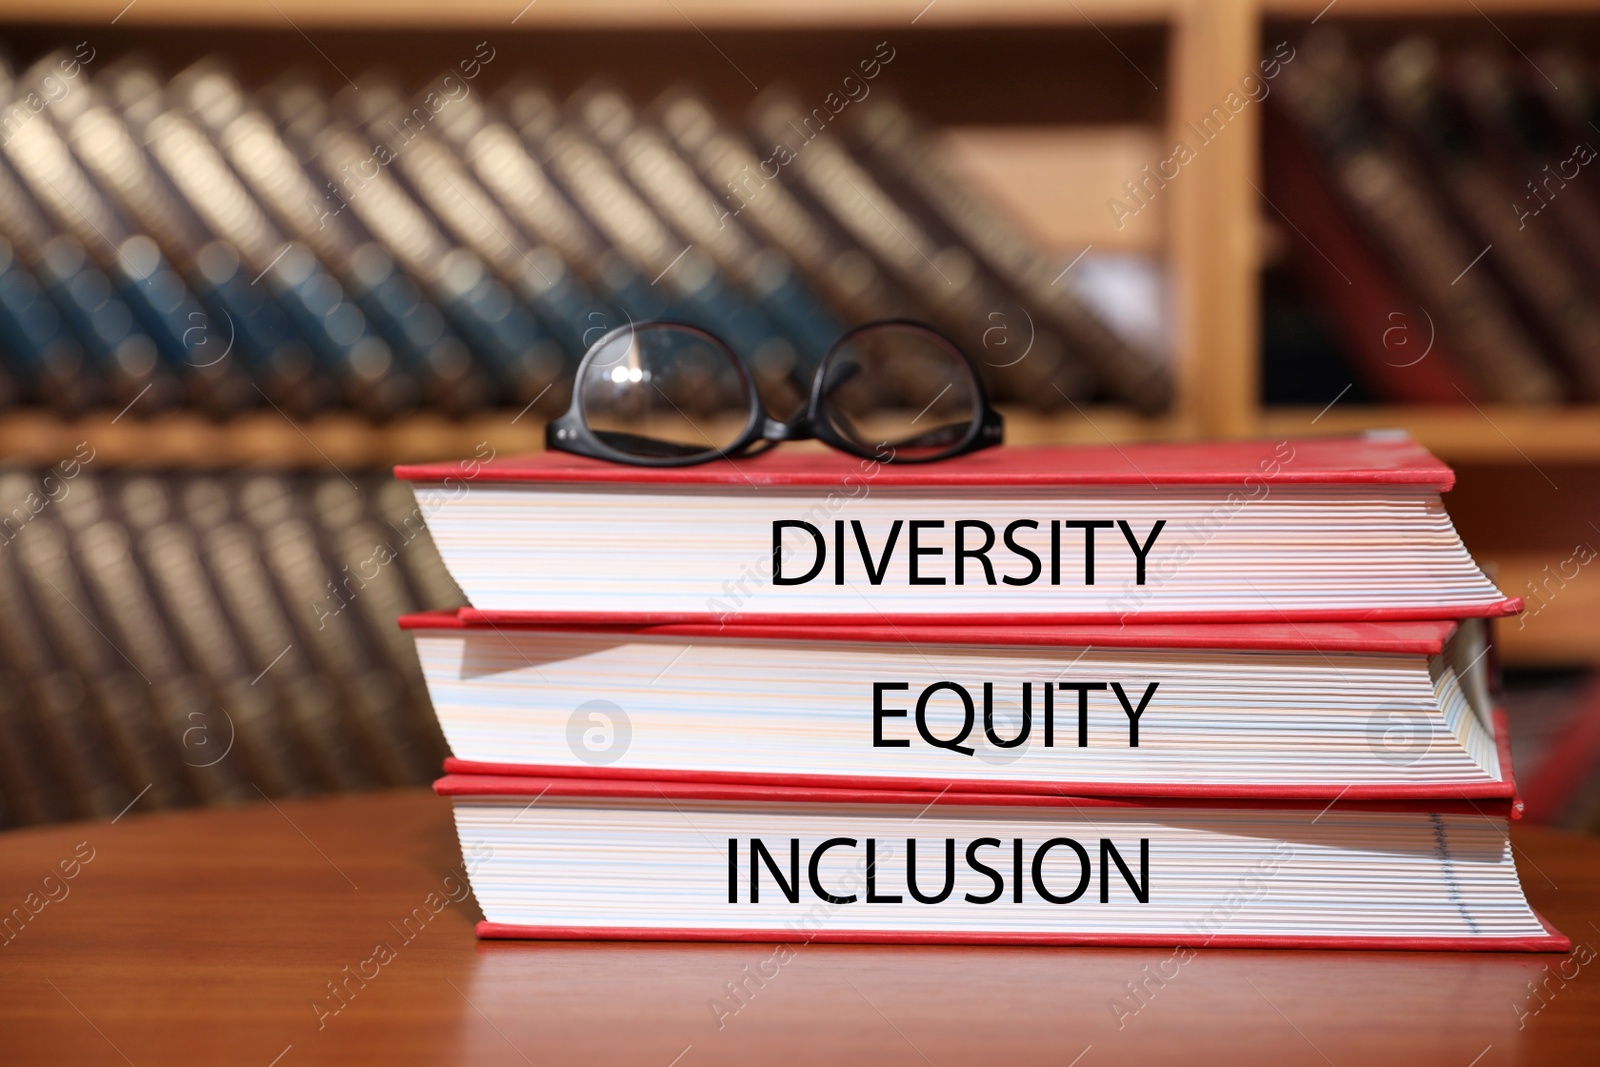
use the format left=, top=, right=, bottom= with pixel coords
left=1262, top=103, right=1478, bottom=403
left=435, top=772, right=1567, bottom=951
left=404, top=608, right=1516, bottom=801
left=394, top=436, right=1519, bottom=626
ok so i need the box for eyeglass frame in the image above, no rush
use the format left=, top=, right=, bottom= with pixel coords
left=546, top=318, right=1005, bottom=467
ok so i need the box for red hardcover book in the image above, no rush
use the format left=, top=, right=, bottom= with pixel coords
left=436, top=773, right=1567, bottom=951
left=395, top=437, right=1518, bottom=625
left=404, top=608, right=1514, bottom=801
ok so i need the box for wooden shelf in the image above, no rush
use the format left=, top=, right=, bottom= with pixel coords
left=1261, top=406, right=1600, bottom=465
left=1, top=0, right=1180, bottom=29
left=1264, top=0, right=1600, bottom=16
left=0, top=406, right=1186, bottom=470
left=12, top=0, right=1597, bottom=29
left=1486, top=551, right=1600, bottom=666
left=998, top=407, right=1192, bottom=445
left=0, top=410, right=545, bottom=471
left=26, top=404, right=1598, bottom=470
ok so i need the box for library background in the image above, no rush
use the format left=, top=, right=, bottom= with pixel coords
left=0, top=0, right=1595, bottom=831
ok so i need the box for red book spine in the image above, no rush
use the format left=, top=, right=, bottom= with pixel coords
left=394, top=436, right=1458, bottom=489
left=400, top=608, right=1465, bottom=655
left=456, top=601, right=1523, bottom=629
left=472, top=920, right=1570, bottom=952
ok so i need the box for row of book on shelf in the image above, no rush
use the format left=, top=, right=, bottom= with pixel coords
left=0, top=45, right=1166, bottom=418
left=1270, top=32, right=1600, bottom=404
left=0, top=467, right=455, bottom=828
left=399, top=434, right=1569, bottom=951
left=7, top=30, right=1600, bottom=419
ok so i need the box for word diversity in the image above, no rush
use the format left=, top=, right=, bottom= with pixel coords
left=774, top=518, right=1166, bottom=586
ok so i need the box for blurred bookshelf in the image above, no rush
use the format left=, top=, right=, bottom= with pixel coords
left=0, top=0, right=1242, bottom=434
left=0, top=0, right=1595, bottom=831
left=0, top=0, right=1593, bottom=671
left=0, top=1, right=1593, bottom=452
left=1253, top=0, right=1600, bottom=682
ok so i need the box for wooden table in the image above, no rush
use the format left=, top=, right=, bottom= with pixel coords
left=1, top=790, right=1597, bottom=1066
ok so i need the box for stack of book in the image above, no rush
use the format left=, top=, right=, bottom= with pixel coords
left=401, top=435, right=1566, bottom=949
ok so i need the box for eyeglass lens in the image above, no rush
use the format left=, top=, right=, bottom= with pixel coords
left=577, top=324, right=753, bottom=460
left=817, top=323, right=981, bottom=460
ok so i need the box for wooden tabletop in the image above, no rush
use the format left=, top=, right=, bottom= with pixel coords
left=1, top=789, right=1597, bottom=1066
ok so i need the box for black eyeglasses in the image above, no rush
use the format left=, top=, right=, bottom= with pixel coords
left=546, top=319, right=1004, bottom=466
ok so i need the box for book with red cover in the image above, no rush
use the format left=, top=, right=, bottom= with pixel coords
left=437, top=772, right=1568, bottom=951
left=395, top=437, right=1520, bottom=626
left=402, top=607, right=1469, bottom=653
left=397, top=435, right=1456, bottom=488
left=405, top=608, right=1515, bottom=802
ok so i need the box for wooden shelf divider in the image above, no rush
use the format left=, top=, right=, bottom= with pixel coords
left=1261, top=406, right=1600, bottom=465
left=0, top=410, right=545, bottom=471
left=0, top=406, right=1196, bottom=470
